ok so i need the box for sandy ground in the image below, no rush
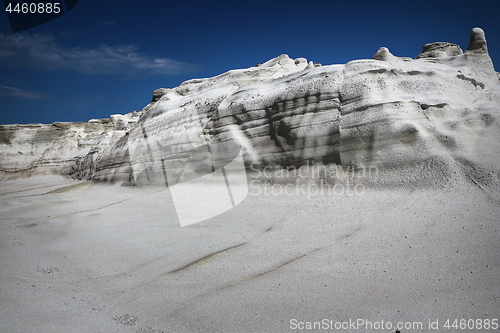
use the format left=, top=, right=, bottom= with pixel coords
left=0, top=175, right=499, bottom=333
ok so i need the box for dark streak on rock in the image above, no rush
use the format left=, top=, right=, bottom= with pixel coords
left=420, top=103, right=447, bottom=110
left=253, top=254, right=307, bottom=278
left=169, top=242, right=247, bottom=274
left=253, top=249, right=320, bottom=279
left=407, top=70, right=434, bottom=76
left=0, top=126, right=15, bottom=144
left=457, top=74, right=485, bottom=89
left=340, top=226, right=363, bottom=239
left=17, top=223, right=38, bottom=229
left=367, top=68, right=387, bottom=74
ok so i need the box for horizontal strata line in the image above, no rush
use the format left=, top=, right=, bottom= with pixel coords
left=225, top=102, right=340, bottom=116
left=222, top=119, right=340, bottom=137
left=250, top=141, right=340, bottom=151
left=340, top=100, right=426, bottom=115
left=338, top=94, right=364, bottom=105
left=211, top=129, right=338, bottom=144
left=252, top=145, right=340, bottom=157
left=216, top=112, right=339, bottom=128
left=341, top=109, right=428, bottom=123
left=223, top=98, right=340, bottom=114
left=340, top=115, right=428, bottom=130
left=218, top=105, right=341, bottom=123
left=229, top=90, right=338, bottom=103
left=232, top=93, right=339, bottom=107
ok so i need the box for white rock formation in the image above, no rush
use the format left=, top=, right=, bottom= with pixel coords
left=1, top=28, right=499, bottom=189
left=0, top=112, right=141, bottom=181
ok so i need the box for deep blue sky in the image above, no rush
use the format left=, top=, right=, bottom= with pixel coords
left=1, top=0, right=499, bottom=124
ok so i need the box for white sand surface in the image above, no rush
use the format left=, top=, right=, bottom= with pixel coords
left=1, top=176, right=499, bottom=332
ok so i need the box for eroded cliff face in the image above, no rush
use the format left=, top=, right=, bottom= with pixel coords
left=0, top=112, right=141, bottom=181
left=1, top=28, right=499, bottom=189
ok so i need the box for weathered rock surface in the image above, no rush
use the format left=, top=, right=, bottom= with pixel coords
left=0, top=112, right=141, bottom=181
left=416, top=42, right=463, bottom=59
left=1, top=28, right=499, bottom=190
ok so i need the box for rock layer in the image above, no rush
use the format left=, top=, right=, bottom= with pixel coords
left=1, top=28, right=499, bottom=189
